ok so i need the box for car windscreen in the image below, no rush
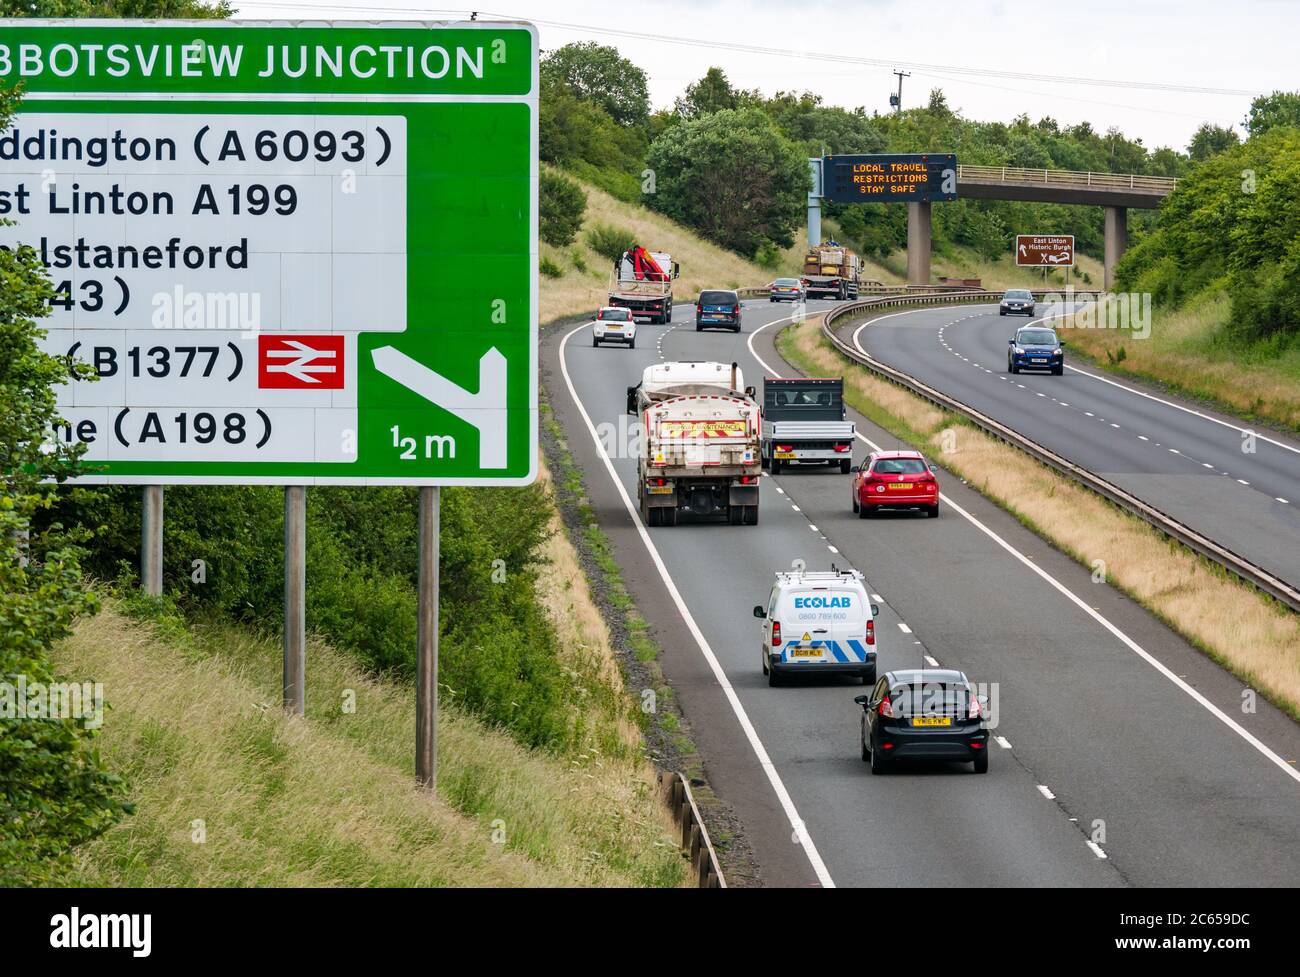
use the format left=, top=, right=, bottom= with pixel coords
left=890, top=683, right=969, bottom=717
left=599, top=308, right=631, bottom=321
left=765, top=383, right=842, bottom=419
left=774, top=278, right=799, bottom=286
left=1017, top=330, right=1058, bottom=346
left=700, top=291, right=738, bottom=306
left=872, top=458, right=927, bottom=475
left=1005, top=290, right=1032, bottom=299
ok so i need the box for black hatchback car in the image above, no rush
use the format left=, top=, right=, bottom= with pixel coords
left=696, top=289, right=742, bottom=332
left=856, top=669, right=989, bottom=774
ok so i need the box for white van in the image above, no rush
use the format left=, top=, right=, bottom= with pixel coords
left=753, top=568, right=879, bottom=687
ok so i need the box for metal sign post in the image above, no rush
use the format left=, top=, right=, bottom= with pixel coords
left=141, top=485, right=163, bottom=596
left=283, top=486, right=306, bottom=715
left=416, top=486, right=440, bottom=791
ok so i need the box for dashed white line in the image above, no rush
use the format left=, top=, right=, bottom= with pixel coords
left=750, top=310, right=1300, bottom=790
left=808, top=524, right=819, bottom=532
left=1086, top=841, right=1109, bottom=860
left=1037, top=785, right=1056, bottom=800
left=1277, top=498, right=1290, bottom=504
left=1237, top=479, right=1250, bottom=485
left=1138, top=435, right=1149, bottom=441
left=995, top=736, right=1013, bottom=749
left=897, top=622, right=913, bottom=634
left=827, top=544, right=839, bottom=554
left=923, top=654, right=939, bottom=666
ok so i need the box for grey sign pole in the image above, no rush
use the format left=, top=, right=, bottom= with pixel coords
left=141, top=485, right=164, bottom=596
left=416, top=485, right=440, bottom=791
left=284, top=486, right=306, bottom=715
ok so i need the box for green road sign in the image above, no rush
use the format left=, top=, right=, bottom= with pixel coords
left=0, top=19, right=538, bottom=485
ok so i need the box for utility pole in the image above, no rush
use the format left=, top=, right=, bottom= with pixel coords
left=891, top=70, right=910, bottom=113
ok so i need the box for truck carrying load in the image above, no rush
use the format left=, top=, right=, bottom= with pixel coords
left=761, top=376, right=856, bottom=474
left=802, top=242, right=862, bottom=301
left=626, top=361, right=761, bottom=526
left=609, top=245, right=679, bottom=324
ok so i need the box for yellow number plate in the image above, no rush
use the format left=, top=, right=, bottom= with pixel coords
left=789, top=647, right=822, bottom=658
left=646, top=486, right=675, bottom=495
left=774, top=451, right=797, bottom=459
left=888, top=482, right=914, bottom=490
left=912, top=716, right=952, bottom=727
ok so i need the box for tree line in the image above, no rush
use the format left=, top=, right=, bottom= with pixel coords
left=539, top=41, right=1298, bottom=270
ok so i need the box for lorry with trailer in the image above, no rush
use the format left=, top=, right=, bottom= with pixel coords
left=608, top=246, right=679, bottom=324
left=626, top=361, right=762, bottom=526
left=801, top=242, right=863, bottom=300
left=761, top=377, right=855, bottom=474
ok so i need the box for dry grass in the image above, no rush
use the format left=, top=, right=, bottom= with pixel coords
left=1059, top=291, right=1300, bottom=432
left=780, top=314, right=1300, bottom=718
left=540, top=169, right=786, bottom=323
left=54, top=454, right=690, bottom=887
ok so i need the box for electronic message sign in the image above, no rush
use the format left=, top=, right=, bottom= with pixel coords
left=823, top=153, right=958, bottom=203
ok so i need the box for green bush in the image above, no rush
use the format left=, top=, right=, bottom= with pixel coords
left=540, top=256, right=564, bottom=278
left=585, top=222, right=635, bottom=261
left=540, top=170, right=587, bottom=247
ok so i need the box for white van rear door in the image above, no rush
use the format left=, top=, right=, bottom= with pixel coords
left=781, top=588, right=862, bottom=665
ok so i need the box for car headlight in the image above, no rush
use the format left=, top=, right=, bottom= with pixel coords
left=1014, top=347, right=1025, bottom=354
left=1053, top=349, right=1062, bottom=355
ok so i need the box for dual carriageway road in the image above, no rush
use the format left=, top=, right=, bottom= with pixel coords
left=541, top=295, right=1300, bottom=888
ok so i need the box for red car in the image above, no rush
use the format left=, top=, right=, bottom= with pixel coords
left=851, top=450, right=940, bottom=518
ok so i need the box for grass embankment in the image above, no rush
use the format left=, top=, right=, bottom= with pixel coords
left=778, top=313, right=1300, bottom=720
left=53, top=458, right=687, bottom=888
left=540, top=169, right=802, bottom=322
left=1058, top=290, right=1300, bottom=434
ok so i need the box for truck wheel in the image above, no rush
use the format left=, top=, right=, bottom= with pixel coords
left=728, top=506, right=743, bottom=526
left=840, top=459, right=851, bottom=474
left=663, top=507, right=678, bottom=527
left=744, top=505, right=759, bottom=526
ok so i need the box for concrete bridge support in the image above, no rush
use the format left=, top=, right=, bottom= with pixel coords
left=1104, top=205, right=1128, bottom=290
left=907, top=201, right=931, bottom=286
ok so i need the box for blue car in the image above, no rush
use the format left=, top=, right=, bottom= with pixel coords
left=1008, top=326, right=1064, bottom=375
left=696, top=289, right=742, bottom=332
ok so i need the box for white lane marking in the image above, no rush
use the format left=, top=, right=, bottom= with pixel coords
left=1138, top=435, right=1149, bottom=441
left=1203, top=463, right=1215, bottom=469
left=1037, top=784, right=1056, bottom=800
left=561, top=319, right=836, bottom=889
left=751, top=312, right=1300, bottom=788
left=871, top=593, right=882, bottom=601
left=1169, top=448, right=1180, bottom=454
left=827, top=544, right=839, bottom=554
left=995, top=736, right=1013, bottom=749
left=1278, top=498, right=1290, bottom=504
left=808, top=524, right=819, bottom=532
left=775, top=486, right=785, bottom=495
left=791, top=504, right=801, bottom=511
left=923, top=655, right=939, bottom=667
left=1237, top=479, right=1250, bottom=485
left=1086, top=841, right=1109, bottom=860
left=897, top=622, right=913, bottom=634
left=1063, top=361, right=1300, bottom=457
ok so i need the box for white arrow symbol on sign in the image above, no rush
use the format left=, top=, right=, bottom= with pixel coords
left=371, top=345, right=508, bottom=470
left=265, top=340, right=338, bottom=384
left=1018, top=244, right=1028, bottom=256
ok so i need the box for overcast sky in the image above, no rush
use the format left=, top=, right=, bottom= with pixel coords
left=233, top=0, right=1294, bottom=151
